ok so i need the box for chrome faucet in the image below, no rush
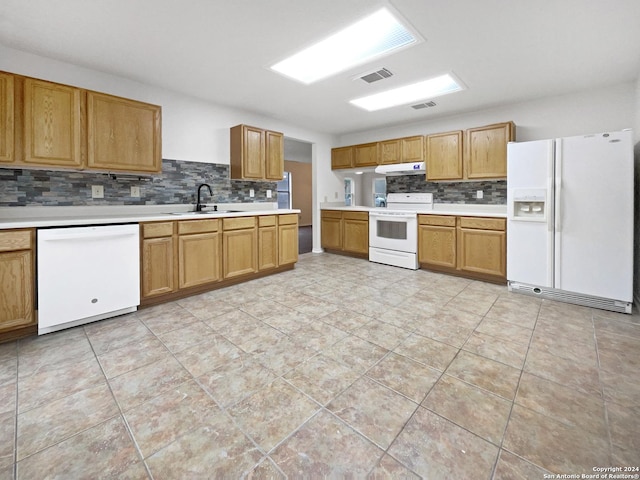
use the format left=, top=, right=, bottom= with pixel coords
left=196, top=183, right=213, bottom=211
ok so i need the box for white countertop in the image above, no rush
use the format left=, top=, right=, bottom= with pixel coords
left=0, top=204, right=301, bottom=230
left=320, top=203, right=507, bottom=218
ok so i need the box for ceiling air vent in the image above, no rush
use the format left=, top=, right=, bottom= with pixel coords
left=359, top=68, right=393, bottom=84
left=411, top=101, right=437, bottom=110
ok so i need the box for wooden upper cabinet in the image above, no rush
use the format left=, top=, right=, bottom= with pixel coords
left=230, top=124, right=283, bottom=180
left=23, top=78, right=83, bottom=168
left=0, top=73, right=14, bottom=164
left=379, top=139, right=401, bottom=164
left=401, top=136, right=425, bottom=162
left=354, top=142, right=379, bottom=167
left=331, top=146, right=354, bottom=169
left=265, top=130, right=284, bottom=180
left=465, top=122, right=514, bottom=179
left=379, top=136, right=424, bottom=164
left=242, top=125, right=264, bottom=179
left=87, top=92, right=161, bottom=173
left=426, top=130, right=463, bottom=181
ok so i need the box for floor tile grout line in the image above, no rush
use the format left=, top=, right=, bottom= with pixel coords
left=591, top=310, right=615, bottom=466
left=490, top=296, right=547, bottom=478
left=83, top=324, right=155, bottom=479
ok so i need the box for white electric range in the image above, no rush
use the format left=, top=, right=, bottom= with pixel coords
left=369, top=193, right=433, bottom=269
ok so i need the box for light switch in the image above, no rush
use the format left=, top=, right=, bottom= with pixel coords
left=476, top=190, right=484, bottom=199
left=249, top=189, right=255, bottom=198
left=266, top=189, right=272, bottom=198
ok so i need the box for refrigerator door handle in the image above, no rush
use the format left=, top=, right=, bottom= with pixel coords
left=554, top=140, right=562, bottom=288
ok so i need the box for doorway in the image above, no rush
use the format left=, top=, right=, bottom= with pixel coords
left=283, top=137, right=313, bottom=254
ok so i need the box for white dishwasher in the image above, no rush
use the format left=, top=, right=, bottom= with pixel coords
left=37, top=224, right=140, bottom=335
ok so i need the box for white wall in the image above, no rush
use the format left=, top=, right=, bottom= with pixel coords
left=337, top=82, right=636, bottom=146
left=0, top=44, right=341, bottom=251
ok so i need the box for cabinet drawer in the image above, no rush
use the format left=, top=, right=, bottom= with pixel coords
left=321, top=210, right=343, bottom=219
left=419, top=215, right=456, bottom=227
left=459, top=217, right=506, bottom=231
left=258, top=215, right=277, bottom=227
left=0, top=230, right=32, bottom=252
left=142, top=222, right=174, bottom=238
left=223, top=216, right=256, bottom=231
left=178, top=219, right=220, bottom=235
left=343, top=211, right=368, bottom=221
left=278, top=214, right=298, bottom=226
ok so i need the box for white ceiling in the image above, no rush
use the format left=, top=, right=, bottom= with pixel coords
left=1, top=0, right=639, bottom=135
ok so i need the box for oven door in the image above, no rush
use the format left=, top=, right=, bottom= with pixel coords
left=369, top=211, right=418, bottom=253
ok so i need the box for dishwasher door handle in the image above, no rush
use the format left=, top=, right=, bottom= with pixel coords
left=41, top=230, right=138, bottom=241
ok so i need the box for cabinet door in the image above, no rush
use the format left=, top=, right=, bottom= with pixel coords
left=258, top=226, right=278, bottom=270
left=331, top=146, right=353, bottom=169
left=141, top=237, right=174, bottom=298
left=379, top=139, right=401, bottom=165
left=401, top=136, right=424, bottom=162
left=87, top=92, right=161, bottom=173
left=465, top=122, right=514, bottom=179
left=223, top=228, right=257, bottom=279
left=457, top=228, right=506, bottom=277
left=242, top=125, right=265, bottom=179
left=279, top=223, right=299, bottom=265
left=179, top=232, right=221, bottom=288
left=321, top=214, right=342, bottom=250
left=426, top=131, right=463, bottom=180
left=0, top=73, right=14, bottom=164
left=343, top=218, right=368, bottom=255
left=23, top=78, right=83, bottom=168
left=265, top=130, right=284, bottom=180
left=418, top=225, right=456, bottom=268
left=0, top=250, right=34, bottom=330
left=354, top=142, right=379, bottom=167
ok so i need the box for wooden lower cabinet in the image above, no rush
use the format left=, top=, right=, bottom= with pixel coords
left=457, top=217, right=506, bottom=278
left=320, top=210, right=343, bottom=250
left=223, top=217, right=257, bottom=279
left=418, top=215, right=506, bottom=283
left=278, top=214, right=299, bottom=266
left=178, top=232, right=221, bottom=288
left=418, top=216, right=456, bottom=269
left=342, top=213, right=368, bottom=255
left=321, top=210, right=368, bottom=258
left=258, top=216, right=278, bottom=271
left=141, top=222, right=175, bottom=298
left=0, top=229, right=35, bottom=339
left=142, top=236, right=175, bottom=297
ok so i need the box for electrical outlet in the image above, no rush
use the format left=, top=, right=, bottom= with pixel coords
left=476, top=190, right=484, bottom=199
left=91, top=185, right=104, bottom=199
left=130, top=186, right=140, bottom=198
left=266, top=189, right=272, bottom=198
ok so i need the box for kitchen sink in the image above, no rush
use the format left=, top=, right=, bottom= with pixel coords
left=168, top=210, right=242, bottom=216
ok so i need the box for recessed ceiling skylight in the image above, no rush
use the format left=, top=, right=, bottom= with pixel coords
left=349, top=73, right=464, bottom=111
left=270, top=8, right=419, bottom=84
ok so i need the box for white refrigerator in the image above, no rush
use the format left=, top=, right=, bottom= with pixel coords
left=507, top=130, right=634, bottom=313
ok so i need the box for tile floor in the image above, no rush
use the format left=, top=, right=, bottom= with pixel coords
left=1, top=252, right=639, bottom=479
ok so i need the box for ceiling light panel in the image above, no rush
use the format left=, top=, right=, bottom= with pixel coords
left=270, top=8, right=419, bottom=84
left=350, top=74, right=464, bottom=111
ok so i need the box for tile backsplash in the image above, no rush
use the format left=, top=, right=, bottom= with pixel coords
left=0, top=159, right=277, bottom=207
left=386, top=175, right=506, bottom=204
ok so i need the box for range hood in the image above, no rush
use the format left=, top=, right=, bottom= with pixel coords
left=374, top=162, right=425, bottom=176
